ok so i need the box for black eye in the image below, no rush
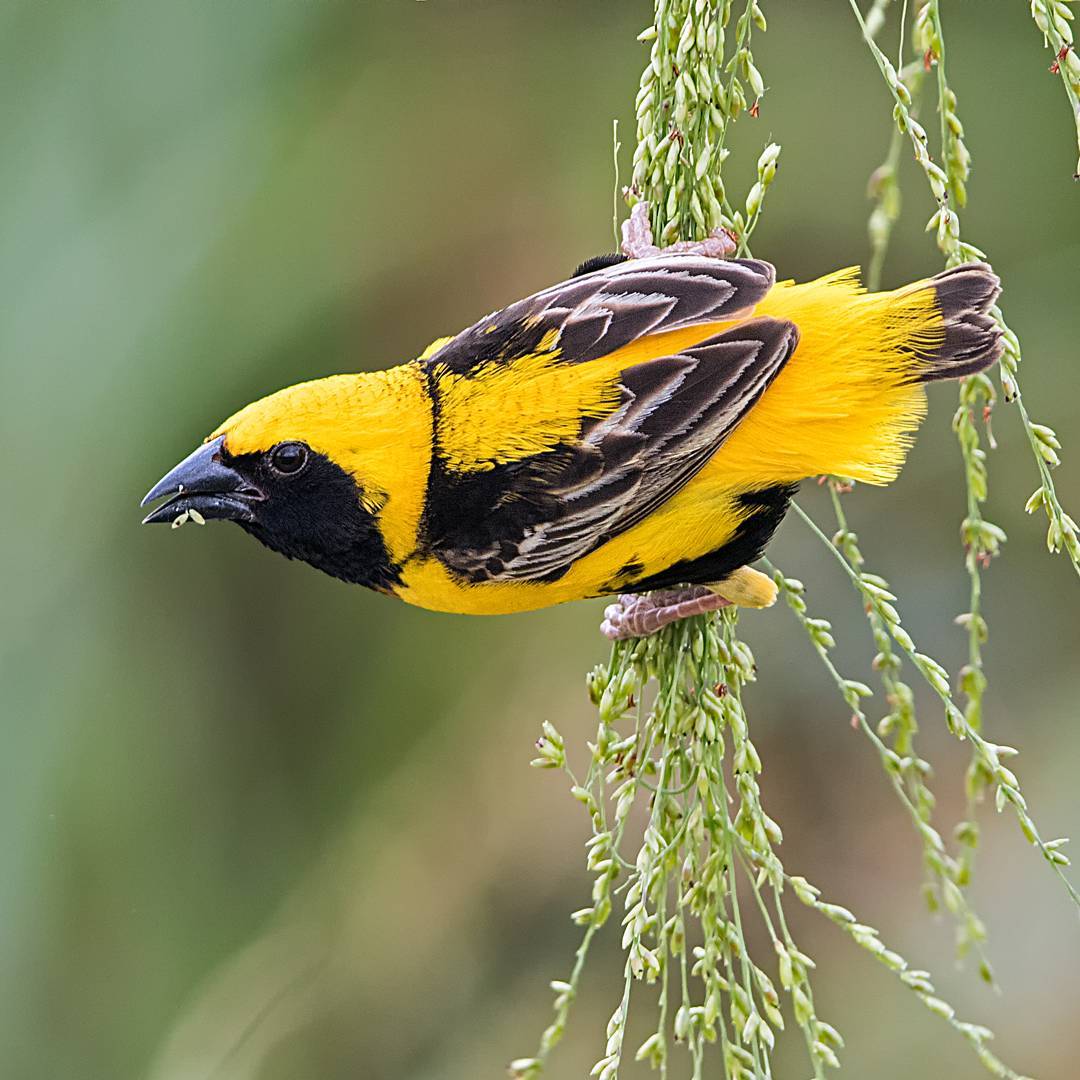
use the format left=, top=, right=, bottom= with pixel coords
left=269, top=442, right=309, bottom=476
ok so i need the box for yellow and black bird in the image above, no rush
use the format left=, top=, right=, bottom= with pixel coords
left=142, top=231, right=1001, bottom=638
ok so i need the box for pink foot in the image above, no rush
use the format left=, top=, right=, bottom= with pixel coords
left=620, top=201, right=737, bottom=261
left=600, top=587, right=733, bottom=641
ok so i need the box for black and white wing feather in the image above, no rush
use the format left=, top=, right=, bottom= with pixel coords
left=422, top=255, right=776, bottom=374
left=424, top=315, right=799, bottom=585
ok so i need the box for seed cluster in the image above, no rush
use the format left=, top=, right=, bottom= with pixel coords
left=517, top=3, right=1076, bottom=1077
left=849, top=0, right=1080, bottom=926
left=630, top=0, right=779, bottom=254
left=1029, top=0, right=1080, bottom=178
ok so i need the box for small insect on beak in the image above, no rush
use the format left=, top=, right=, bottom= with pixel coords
left=141, top=434, right=264, bottom=527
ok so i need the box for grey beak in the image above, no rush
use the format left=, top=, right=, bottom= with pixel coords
left=141, top=435, right=263, bottom=525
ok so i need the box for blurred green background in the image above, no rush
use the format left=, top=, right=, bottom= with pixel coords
left=3, top=2, right=1078, bottom=1077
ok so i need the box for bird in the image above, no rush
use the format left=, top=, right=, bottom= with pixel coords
left=142, top=206, right=1002, bottom=639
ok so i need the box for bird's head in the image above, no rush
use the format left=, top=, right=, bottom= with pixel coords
left=141, top=376, right=402, bottom=589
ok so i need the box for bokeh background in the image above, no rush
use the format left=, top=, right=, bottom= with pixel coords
left=3, top=2, right=1078, bottom=1078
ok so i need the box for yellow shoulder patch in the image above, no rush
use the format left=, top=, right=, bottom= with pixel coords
left=432, top=352, right=623, bottom=473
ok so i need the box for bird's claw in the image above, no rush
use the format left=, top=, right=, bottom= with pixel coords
left=600, top=586, right=734, bottom=640
left=620, top=201, right=737, bottom=261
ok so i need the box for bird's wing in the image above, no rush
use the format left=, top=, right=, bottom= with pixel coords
left=423, top=255, right=776, bottom=376
left=422, top=292, right=798, bottom=584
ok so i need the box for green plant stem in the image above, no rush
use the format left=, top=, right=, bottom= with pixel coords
left=846, top=0, right=1080, bottom=928
left=1027, top=0, right=1080, bottom=178
left=517, top=6, right=1078, bottom=1079
left=763, top=550, right=995, bottom=984
left=793, top=500, right=1080, bottom=910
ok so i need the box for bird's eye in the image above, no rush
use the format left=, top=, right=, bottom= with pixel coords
left=269, top=442, right=309, bottom=476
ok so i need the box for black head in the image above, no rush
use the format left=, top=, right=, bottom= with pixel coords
left=141, top=435, right=400, bottom=591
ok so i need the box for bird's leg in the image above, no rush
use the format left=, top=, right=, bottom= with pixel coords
left=620, top=200, right=737, bottom=261
left=599, top=567, right=777, bottom=641
left=619, top=201, right=661, bottom=259
left=600, top=586, right=733, bottom=641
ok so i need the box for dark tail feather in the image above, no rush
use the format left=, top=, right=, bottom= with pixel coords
left=916, top=262, right=1003, bottom=383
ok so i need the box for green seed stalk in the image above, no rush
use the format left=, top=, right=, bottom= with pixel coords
left=516, top=2, right=1077, bottom=1076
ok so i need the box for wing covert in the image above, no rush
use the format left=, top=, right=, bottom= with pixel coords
left=422, top=255, right=776, bottom=376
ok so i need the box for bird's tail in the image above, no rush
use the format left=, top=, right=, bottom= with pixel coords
left=713, top=262, right=1003, bottom=488
left=912, top=262, right=1003, bottom=382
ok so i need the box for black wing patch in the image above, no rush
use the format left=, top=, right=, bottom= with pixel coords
left=423, top=255, right=776, bottom=375
left=424, top=317, right=800, bottom=584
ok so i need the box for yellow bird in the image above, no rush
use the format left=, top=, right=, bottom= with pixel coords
left=142, top=224, right=1001, bottom=638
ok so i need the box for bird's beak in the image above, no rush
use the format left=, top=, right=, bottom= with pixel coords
left=141, top=434, right=264, bottom=525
